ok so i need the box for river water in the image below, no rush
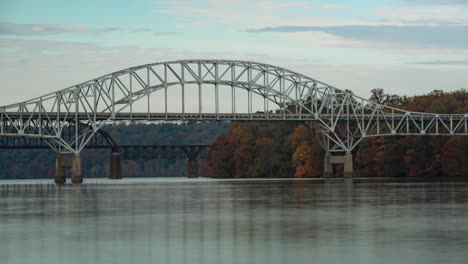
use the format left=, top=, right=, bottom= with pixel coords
left=1, top=178, right=468, bottom=264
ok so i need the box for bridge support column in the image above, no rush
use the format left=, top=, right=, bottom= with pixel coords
left=323, top=153, right=334, bottom=178
left=71, top=155, right=83, bottom=184
left=188, top=158, right=198, bottom=178
left=55, top=154, right=66, bottom=184
left=323, top=153, right=354, bottom=178
left=110, top=148, right=122, bottom=179
left=344, top=153, right=354, bottom=178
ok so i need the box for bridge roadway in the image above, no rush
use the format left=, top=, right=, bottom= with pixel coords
left=3, top=111, right=466, bottom=121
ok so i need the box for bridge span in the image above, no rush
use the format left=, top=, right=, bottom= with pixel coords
left=0, top=132, right=209, bottom=182
left=1, top=59, right=467, bottom=183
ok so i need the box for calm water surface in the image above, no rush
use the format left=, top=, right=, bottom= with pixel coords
left=1, top=178, right=468, bottom=264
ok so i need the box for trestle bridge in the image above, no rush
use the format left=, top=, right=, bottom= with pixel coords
left=0, top=131, right=209, bottom=180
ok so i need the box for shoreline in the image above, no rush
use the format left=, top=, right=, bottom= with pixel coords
left=1, top=176, right=468, bottom=185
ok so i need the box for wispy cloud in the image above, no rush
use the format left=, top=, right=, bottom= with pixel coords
left=246, top=25, right=468, bottom=49
left=133, top=28, right=153, bottom=33
left=375, top=6, right=468, bottom=25
left=155, top=0, right=355, bottom=28
left=400, top=0, right=468, bottom=5
left=409, top=60, right=468, bottom=65
left=132, top=27, right=181, bottom=36
left=0, top=37, right=289, bottom=104
left=153, top=31, right=181, bottom=36
left=0, top=22, right=121, bottom=36
left=94, top=27, right=121, bottom=34
left=156, top=0, right=468, bottom=27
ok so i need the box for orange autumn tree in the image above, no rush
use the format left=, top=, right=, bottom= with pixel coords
left=208, top=123, right=254, bottom=177
left=290, top=125, right=324, bottom=177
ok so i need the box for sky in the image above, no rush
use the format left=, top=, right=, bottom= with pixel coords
left=1, top=0, right=468, bottom=105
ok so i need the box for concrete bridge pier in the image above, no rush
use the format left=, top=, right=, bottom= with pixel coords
left=323, top=153, right=334, bottom=178
left=54, top=154, right=83, bottom=184
left=323, top=153, right=354, bottom=178
left=343, top=153, right=354, bottom=178
left=109, top=148, right=122, bottom=179
left=71, top=155, right=82, bottom=184
left=188, top=158, right=198, bottom=178
left=55, top=154, right=66, bottom=184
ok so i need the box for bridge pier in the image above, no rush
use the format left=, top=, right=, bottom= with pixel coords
left=54, top=154, right=83, bottom=184
left=188, top=158, right=198, bottom=178
left=71, top=155, right=83, bottom=184
left=323, top=153, right=334, bottom=178
left=343, top=153, right=354, bottom=178
left=55, top=154, right=66, bottom=184
left=109, top=148, right=122, bottom=179
left=323, top=153, right=354, bottom=178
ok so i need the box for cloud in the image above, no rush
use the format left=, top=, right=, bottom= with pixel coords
left=0, top=22, right=121, bottom=36
left=133, top=28, right=153, bottom=33
left=0, top=22, right=179, bottom=37
left=409, top=60, right=468, bottom=65
left=1, top=37, right=468, bottom=108
left=132, top=27, right=181, bottom=36
left=155, top=0, right=356, bottom=29
left=0, top=37, right=286, bottom=104
left=158, top=0, right=468, bottom=31
left=94, top=27, right=121, bottom=34
left=246, top=25, right=468, bottom=49
left=153, top=31, right=181, bottom=36
left=252, top=1, right=355, bottom=11
left=375, top=6, right=468, bottom=25
left=400, top=0, right=468, bottom=4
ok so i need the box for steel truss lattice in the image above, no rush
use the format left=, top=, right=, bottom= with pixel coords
left=0, top=60, right=467, bottom=154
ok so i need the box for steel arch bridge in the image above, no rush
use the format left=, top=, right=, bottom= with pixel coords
left=1, top=59, right=467, bottom=181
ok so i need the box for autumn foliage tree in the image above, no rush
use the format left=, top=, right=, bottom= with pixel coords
left=290, top=125, right=324, bottom=177
left=208, top=122, right=295, bottom=178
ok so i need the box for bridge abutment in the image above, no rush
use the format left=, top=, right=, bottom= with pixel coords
left=110, top=148, right=122, bottom=179
left=323, top=153, right=354, bottom=178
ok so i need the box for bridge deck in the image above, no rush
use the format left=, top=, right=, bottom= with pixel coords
left=2, top=112, right=466, bottom=121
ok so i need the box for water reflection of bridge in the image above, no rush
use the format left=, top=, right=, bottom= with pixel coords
left=0, top=181, right=337, bottom=264
left=2, top=180, right=465, bottom=264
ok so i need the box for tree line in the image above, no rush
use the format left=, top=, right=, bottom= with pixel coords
left=206, top=89, right=468, bottom=177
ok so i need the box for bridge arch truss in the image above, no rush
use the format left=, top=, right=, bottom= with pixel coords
left=0, top=60, right=467, bottom=155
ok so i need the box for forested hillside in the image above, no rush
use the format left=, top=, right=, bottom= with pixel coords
left=207, top=89, right=468, bottom=178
